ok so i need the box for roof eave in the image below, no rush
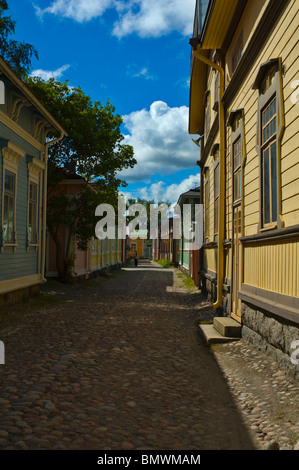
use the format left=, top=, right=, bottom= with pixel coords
left=0, top=56, right=67, bottom=137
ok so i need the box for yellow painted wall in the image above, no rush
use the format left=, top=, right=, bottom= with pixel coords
left=203, top=247, right=217, bottom=274
left=91, top=237, right=121, bottom=270
left=128, top=238, right=144, bottom=258
left=199, top=0, right=299, bottom=306
left=225, top=0, right=299, bottom=299
left=244, top=239, right=299, bottom=297
left=227, top=0, right=299, bottom=237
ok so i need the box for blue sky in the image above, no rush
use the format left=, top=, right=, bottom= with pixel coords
left=8, top=0, right=208, bottom=204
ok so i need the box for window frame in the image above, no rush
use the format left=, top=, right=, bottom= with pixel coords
left=204, top=91, right=211, bottom=143
left=3, top=170, right=16, bottom=244
left=28, top=180, right=38, bottom=244
left=214, top=161, right=219, bottom=237
left=213, top=70, right=220, bottom=111
left=233, top=136, right=242, bottom=204
left=227, top=109, right=244, bottom=211
left=260, top=96, right=278, bottom=227
left=1, top=142, right=25, bottom=251
left=204, top=170, right=210, bottom=242
left=211, top=145, right=220, bottom=240
left=27, top=157, right=44, bottom=249
left=232, top=33, right=243, bottom=74
left=253, top=58, right=284, bottom=232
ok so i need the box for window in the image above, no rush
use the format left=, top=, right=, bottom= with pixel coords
left=260, top=67, right=276, bottom=95
left=204, top=93, right=211, bottom=140
left=233, top=47, right=242, bottom=71
left=228, top=109, right=244, bottom=208
left=233, top=138, right=242, bottom=203
left=3, top=170, right=16, bottom=242
left=214, top=71, right=219, bottom=107
left=1, top=142, right=24, bottom=249
left=252, top=59, right=283, bottom=230
left=261, top=97, right=277, bottom=226
left=232, top=33, right=243, bottom=73
left=214, top=162, right=219, bottom=236
left=28, top=181, right=38, bottom=243
left=204, top=174, right=209, bottom=240
left=27, top=157, right=44, bottom=247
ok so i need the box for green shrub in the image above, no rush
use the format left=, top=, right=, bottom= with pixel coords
left=157, top=258, right=173, bottom=268
left=183, top=276, right=196, bottom=289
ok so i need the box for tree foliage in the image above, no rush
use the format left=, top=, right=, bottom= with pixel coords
left=26, top=77, right=136, bottom=189
left=25, top=77, right=136, bottom=281
left=125, top=197, right=171, bottom=235
left=0, top=1, right=38, bottom=77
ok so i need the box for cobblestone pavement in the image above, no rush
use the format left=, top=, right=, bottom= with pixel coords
left=212, top=340, right=299, bottom=450
left=0, top=259, right=297, bottom=451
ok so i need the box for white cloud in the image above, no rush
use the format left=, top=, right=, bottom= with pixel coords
left=127, top=66, right=156, bottom=80
left=113, top=0, right=196, bottom=38
left=35, top=0, right=197, bottom=38
left=139, top=173, right=201, bottom=205
left=118, top=100, right=200, bottom=183
left=35, top=0, right=114, bottom=22
left=30, top=64, right=70, bottom=80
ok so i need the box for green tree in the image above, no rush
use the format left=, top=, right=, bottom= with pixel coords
left=25, top=77, right=136, bottom=281
left=125, top=197, right=171, bottom=235
left=0, top=0, right=38, bottom=77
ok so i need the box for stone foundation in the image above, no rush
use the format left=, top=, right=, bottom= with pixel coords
left=241, top=302, right=299, bottom=380
left=222, top=292, right=231, bottom=317
left=201, top=275, right=217, bottom=304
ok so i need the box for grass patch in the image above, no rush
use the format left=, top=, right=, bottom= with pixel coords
left=176, top=272, right=184, bottom=278
left=183, top=276, right=196, bottom=289
left=156, top=258, right=173, bottom=268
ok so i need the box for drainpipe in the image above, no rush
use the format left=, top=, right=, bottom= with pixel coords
left=41, top=132, right=65, bottom=282
left=192, top=47, right=225, bottom=309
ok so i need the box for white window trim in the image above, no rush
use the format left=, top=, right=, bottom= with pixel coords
left=1, top=142, right=25, bottom=251
left=27, top=157, right=44, bottom=249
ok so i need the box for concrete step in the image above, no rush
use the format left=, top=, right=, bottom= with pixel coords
left=197, top=318, right=241, bottom=345
left=213, top=317, right=242, bottom=338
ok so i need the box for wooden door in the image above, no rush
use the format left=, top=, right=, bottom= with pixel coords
left=232, top=206, right=242, bottom=322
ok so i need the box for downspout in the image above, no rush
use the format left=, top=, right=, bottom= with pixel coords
left=41, top=132, right=65, bottom=282
left=192, top=47, right=225, bottom=309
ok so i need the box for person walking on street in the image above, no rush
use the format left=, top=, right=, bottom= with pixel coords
left=134, top=251, right=138, bottom=267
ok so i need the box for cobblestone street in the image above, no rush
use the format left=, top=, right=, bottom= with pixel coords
left=0, top=260, right=298, bottom=451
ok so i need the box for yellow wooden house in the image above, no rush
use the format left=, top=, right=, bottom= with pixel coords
left=189, top=0, right=298, bottom=376
left=127, top=229, right=148, bottom=259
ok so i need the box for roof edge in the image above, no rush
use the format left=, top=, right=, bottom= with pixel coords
left=0, top=56, right=67, bottom=136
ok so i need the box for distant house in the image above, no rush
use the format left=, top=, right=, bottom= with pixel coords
left=152, top=217, right=177, bottom=265
left=0, top=57, right=66, bottom=304
left=177, top=187, right=201, bottom=286
left=189, top=0, right=299, bottom=375
left=127, top=229, right=148, bottom=260
left=46, top=166, right=124, bottom=280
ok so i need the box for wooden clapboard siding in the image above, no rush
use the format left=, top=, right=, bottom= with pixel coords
left=0, top=126, right=41, bottom=282
left=224, top=247, right=231, bottom=282
left=203, top=246, right=217, bottom=275
left=225, top=0, right=299, bottom=243
left=244, top=240, right=299, bottom=297
left=193, top=0, right=298, bottom=308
